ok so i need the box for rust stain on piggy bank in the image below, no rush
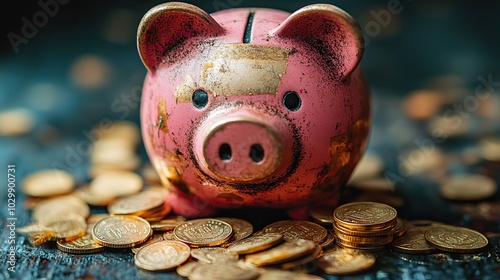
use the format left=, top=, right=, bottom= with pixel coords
left=137, top=2, right=370, bottom=217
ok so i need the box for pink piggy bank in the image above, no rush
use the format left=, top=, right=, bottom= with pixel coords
left=137, top=2, right=370, bottom=217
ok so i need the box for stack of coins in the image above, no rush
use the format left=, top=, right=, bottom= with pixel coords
left=333, top=202, right=398, bottom=251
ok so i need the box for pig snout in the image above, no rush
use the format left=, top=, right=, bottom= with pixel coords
left=195, top=116, right=283, bottom=182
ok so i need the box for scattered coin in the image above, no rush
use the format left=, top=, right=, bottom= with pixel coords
left=0, top=108, right=35, bottom=136
left=22, top=169, right=75, bottom=197
left=189, top=262, right=260, bottom=280
left=131, top=233, right=165, bottom=254
left=190, top=247, right=239, bottom=263
left=70, top=55, right=111, bottom=89
left=108, top=190, right=166, bottom=215
left=479, top=137, right=500, bottom=162
left=176, top=261, right=203, bottom=277
left=32, top=195, right=90, bottom=225
left=228, top=233, right=284, bottom=254
left=134, top=240, right=191, bottom=271
left=90, top=171, right=143, bottom=199
left=245, top=239, right=316, bottom=266
left=424, top=226, right=489, bottom=253
left=150, top=216, right=186, bottom=231
left=45, top=214, right=87, bottom=241
left=74, top=184, right=115, bottom=206
left=92, top=215, right=152, bottom=248
left=258, top=268, right=325, bottom=280
left=439, top=174, right=497, bottom=201
left=275, top=244, right=321, bottom=270
left=392, top=230, right=439, bottom=254
left=308, top=207, right=334, bottom=226
left=56, top=226, right=105, bottom=254
left=263, top=220, right=328, bottom=243
left=173, top=219, right=233, bottom=247
left=317, top=249, right=376, bottom=275
left=216, top=217, right=253, bottom=242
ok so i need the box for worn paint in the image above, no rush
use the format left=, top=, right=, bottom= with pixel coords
left=174, top=75, right=198, bottom=103
left=200, top=44, right=289, bottom=96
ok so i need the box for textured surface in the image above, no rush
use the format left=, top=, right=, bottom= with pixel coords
left=1, top=0, right=500, bottom=279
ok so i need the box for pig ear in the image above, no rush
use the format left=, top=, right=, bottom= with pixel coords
left=137, top=2, right=225, bottom=73
left=273, top=4, right=364, bottom=78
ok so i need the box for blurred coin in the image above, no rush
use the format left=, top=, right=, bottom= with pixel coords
left=33, top=195, right=89, bottom=225
left=347, top=153, right=384, bottom=183
left=74, top=184, right=115, bottom=206
left=190, top=247, right=239, bottom=264
left=27, top=231, right=54, bottom=246
left=90, top=171, right=143, bottom=200
left=424, top=226, right=489, bottom=253
left=439, top=174, right=497, bottom=201
left=244, top=239, right=316, bottom=266
left=319, top=230, right=336, bottom=249
left=162, top=231, right=174, bottom=240
left=134, top=240, right=190, bottom=271
left=392, top=218, right=406, bottom=238
left=392, top=230, right=439, bottom=254
left=176, top=261, right=203, bottom=277
left=228, top=233, right=284, bottom=254
left=131, top=233, right=165, bottom=254
left=141, top=163, right=162, bottom=185
left=263, top=220, right=328, bottom=243
left=173, top=219, right=232, bottom=247
left=70, top=55, right=111, bottom=89
left=92, top=215, right=152, bottom=248
left=333, top=202, right=397, bottom=230
left=403, top=89, right=444, bottom=120
left=308, top=207, right=334, bottom=226
left=258, top=268, right=325, bottom=280
left=0, top=108, right=35, bottom=136
left=108, top=190, right=165, bottom=215
left=347, top=177, right=394, bottom=192
left=189, top=262, right=260, bottom=280
left=22, top=169, right=75, bottom=197
left=45, top=214, right=87, bottom=241
left=275, top=245, right=321, bottom=270
left=101, top=120, right=141, bottom=146
left=317, top=249, right=375, bottom=275
left=86, top=214, right=110, bottom=226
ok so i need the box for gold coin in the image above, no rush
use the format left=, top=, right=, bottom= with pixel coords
left=276, top=245, right=322, bottom=270
left=190, top=247, right=239, bottom=264
left=131, top=233, right=165, bottom=254
left=228, top=233, right=284, bottom=254
left=22, top=169, right=75, bottom=197
left=74, top=184, right=115, bottom=206
left=33, top=195, right=90, bottom=225
left=92, top=215, right=152, bottom=248
left=392, top=230, right=439, bottom=254
left=439, top=174, right=497, bottom=201
left=317, top=249, right=376, bottom=275
left=150, top=216, right=186, bottom=231
left=263, top=220, right=328, bottom=243
left=89, top=171, right=143, bottom=200
left=141, top=203, right=172, bottom=222
left=333, top=202, right=397, bottom=230
left=216, top=217, right=253, bottom=242
left=189, top=262, right=260, bottom=280
left=163, top=231, right=174, bottom=240
left=392, top=218, right=406, bottom=238
left=479, top=137, right=500, bottom=162
left=258, top=268, right=325, bottom=280
left=134, top=240, right=191, bottom=271
left=335, top=231, right=393, bottom=245
left=308, top=207, right=334, bottom=225
left=56, top=230, right=105, bottom=254
left=173, top=219, right=233, bottom=247
left=424, top=226, right=489, bottom=253
left=244, top=239, right=316, bottom=266
left=45, top=214, right=87, bottom=241
left=0, top=108, right=35, bottom=136
left=101, top=120, right=141, bottom=146
left=107, top=190, right=165, bottom=215
left=319, top=230, right=336, bottom=249
left=335, top=239, right=387, bottom=251
left=27, top=231, right=54, bottom=246
left=333, top=221, right=395, bottom=237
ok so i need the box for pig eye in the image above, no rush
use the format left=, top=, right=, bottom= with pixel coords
left=192, top=90, right=209, bottom=109
left=283, top=91, right=301, bottom=111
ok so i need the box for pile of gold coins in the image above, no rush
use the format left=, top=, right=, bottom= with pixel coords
left=17, top=120, right=493, bottom=278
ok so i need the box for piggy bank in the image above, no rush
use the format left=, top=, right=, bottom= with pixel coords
left=137, top=2, right=370, bottom=217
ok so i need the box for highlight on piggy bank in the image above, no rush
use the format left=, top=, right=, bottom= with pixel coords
left=137, top=2, right=370, bottom=217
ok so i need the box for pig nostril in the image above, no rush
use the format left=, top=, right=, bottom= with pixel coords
left=250, top=144, right=264, bottom=163
left=219, top=143, right=232, bottom=161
